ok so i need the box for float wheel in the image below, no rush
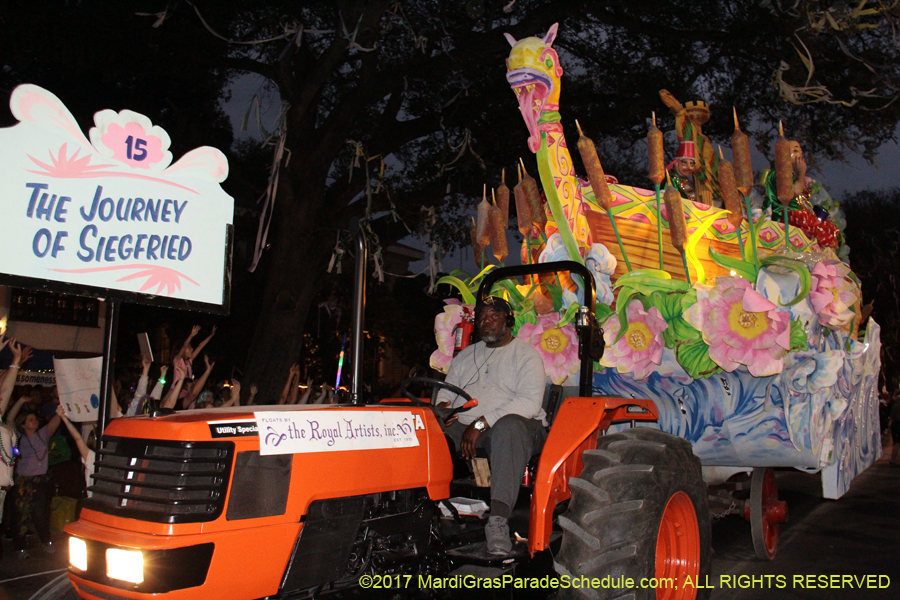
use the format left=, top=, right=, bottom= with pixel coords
left=746, top=467, right=787, bottom=560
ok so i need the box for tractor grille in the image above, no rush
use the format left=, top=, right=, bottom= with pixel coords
left=83, top=436, right=234, bottom=524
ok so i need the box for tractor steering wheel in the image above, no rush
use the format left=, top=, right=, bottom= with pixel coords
left=398, top=377, right=473, bottom=408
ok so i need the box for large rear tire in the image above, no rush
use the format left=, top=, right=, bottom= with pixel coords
left=555, top=428, right=711, bottom=600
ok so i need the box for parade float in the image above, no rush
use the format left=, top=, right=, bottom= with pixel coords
left=431, top=23, right=881, bottom=560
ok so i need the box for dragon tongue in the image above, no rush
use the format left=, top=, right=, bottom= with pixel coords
left=517, top=86, right=541, bottom=153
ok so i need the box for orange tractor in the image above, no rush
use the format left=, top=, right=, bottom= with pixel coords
left=63, top=255, right=711, bottom=600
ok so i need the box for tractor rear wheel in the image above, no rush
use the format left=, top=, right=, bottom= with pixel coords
left=555, top=427, right=711, bottom=600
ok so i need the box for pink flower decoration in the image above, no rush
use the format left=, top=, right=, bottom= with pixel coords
left=684, top=277, right=791, bottom=377
left=429, top=302, right=472, bottom=373
left=808, top=260, right=860, bottom=329
left=102, top=122, right=165, bottom=169
left=600, top=301, right=668, bottom=380
left=517, top=313, right=580, bottom=385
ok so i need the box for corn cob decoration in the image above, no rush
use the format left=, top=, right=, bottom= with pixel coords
left=496, top=169, right=510, bottom=223
left=575, top=120, right=631, bottom=271
left=665, top=171, right=691, bottom=284
left=514, top=164, right=534, bottom=263
left=718, top=146, right=745, bottom=261
left=469, top=217, right=484, bottom=269
left=648, top=112, right=665, bottom=269
left=489, top=190, right=508, bottom=264
left=732, top=108, right=758, bottom=269
left=476, top=185, right=491, bottom=267
left=519, top=159, right=547, bottom=229
left=775, top=121, right=793, bottom=249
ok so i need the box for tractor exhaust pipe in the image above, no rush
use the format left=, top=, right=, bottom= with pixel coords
left=350, top=222, right=367, bottom=405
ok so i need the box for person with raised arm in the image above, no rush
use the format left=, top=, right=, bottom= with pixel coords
left=295, top=378, right=314, bottom=405
left=161, top=363, right=188, bottom=410
left=172, top=325, right=217, bottom=385
left=55, top=405, right=95, bottom=497
left=246, top=383, right=259, bottom=406
left=183, top=355, right=215, bottom=410
left=286, top=366, right=302, bottom=405
left=6, top=370, right=62, bottom=558
left=222, top=380, right=241, bottom=408
left=0, top=337, right=27, bottom=419
left=118, top=358, right=154, bottom=417
left=312, top=383, right=333, bottom=405
left=277, top=364, right=299, bottom=405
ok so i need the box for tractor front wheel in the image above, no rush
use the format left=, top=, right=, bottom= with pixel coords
left=555, top=427, right=711, bottom=600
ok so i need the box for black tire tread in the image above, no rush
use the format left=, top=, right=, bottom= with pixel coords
left=555, top=427, right=712, bottom=600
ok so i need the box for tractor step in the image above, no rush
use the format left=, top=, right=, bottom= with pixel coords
left=445, top=540, right=529, bottom=567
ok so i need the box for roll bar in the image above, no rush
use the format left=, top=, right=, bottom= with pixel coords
left=475, top=260, right=602, bottom=397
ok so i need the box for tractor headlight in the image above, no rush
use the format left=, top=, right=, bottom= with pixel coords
left=106, top=548, right=144, bottom=584
left=69, top=537, right=87, bottom=571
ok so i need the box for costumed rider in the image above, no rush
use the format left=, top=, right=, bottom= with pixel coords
left=436, top=295, right=548, bottom=555
left=763, top=140, right=840, bottom=249
left=664, top=140, right=703, bottom=205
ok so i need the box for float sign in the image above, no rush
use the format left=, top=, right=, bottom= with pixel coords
left=0, top=84, right=233, bottom=313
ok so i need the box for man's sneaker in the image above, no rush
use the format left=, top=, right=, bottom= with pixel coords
left=485, top=515, right=512, bottom=555
left=15, top=549, right=29, bottom=560
left=42, top=541, right=56, bottom=555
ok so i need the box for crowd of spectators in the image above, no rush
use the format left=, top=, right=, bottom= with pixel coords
left=0, top=324, right=344, bottom=560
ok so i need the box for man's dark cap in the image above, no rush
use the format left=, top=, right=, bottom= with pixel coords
left=476, top=295, right=511, bottom=314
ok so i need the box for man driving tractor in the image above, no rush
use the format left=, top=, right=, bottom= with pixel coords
left=437, top=296, right=548, bottom=555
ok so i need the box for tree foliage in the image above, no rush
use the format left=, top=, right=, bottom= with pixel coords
left=3, top=1, right=900, bottom=398
left=842, top=190, right=900, bottom=391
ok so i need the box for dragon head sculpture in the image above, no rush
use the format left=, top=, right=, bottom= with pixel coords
left=505, top=23, right=563, bottom=153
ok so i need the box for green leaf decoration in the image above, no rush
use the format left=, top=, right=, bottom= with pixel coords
left=448, top=268, right=471, bottom=280
left=615, top=269, right=672, bottom=286
left=595, top=303, right=613, bottom=323
left=709, top=248, right=759, bottom=282
left=663, top=317, right=702, bottom=349
left=646, top=290, right=700, bottom=349
left=435, top=275, right=476, bottom=305
left=615, top=271, right=689, bottom=296
left=513, top=310, right=538, bottom=335
left=759, top=257, right=812, bottom=306
left=613, top=287, right=641, bottom=343
left=557, top=302, right=580, bottom=328
left=466, top=264, right=498, bottom=290
left=490, top=279, right=524, bottom=305
left=646, top=290, right=684, bottom=321
left=788, top=319, right=809, bottom=352
left=680, top=287, right=698, bottom=312
left=517, top=299, right=535, bottom=314
left=676, top=339, right=722, bottom=379
left=543, top=282, right=564, bottom=312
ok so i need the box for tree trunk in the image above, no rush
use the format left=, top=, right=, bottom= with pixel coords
left=243, top=174, right=336, bottom=403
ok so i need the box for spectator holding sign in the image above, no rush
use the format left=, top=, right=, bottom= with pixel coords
left=6, top=363, right=62, bottom=559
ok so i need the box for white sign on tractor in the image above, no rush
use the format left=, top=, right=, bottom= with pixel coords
left=255, top=410, right=421, bottom=455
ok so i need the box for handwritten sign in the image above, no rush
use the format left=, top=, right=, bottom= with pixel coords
left=0, top=85, right=233, bottom=310
left=54, top=356, right=102, bottom=422
left=254, top=410, right=423, bottom=456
